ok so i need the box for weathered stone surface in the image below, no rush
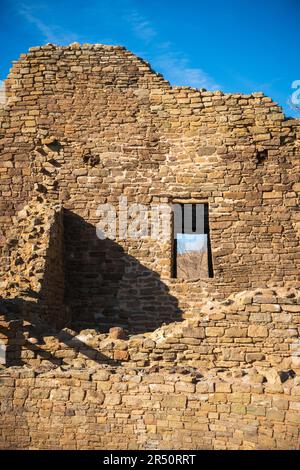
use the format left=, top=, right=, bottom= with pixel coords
left=162, top=394, right=187, bottom=409
left=0, top=43, right=299, bottom=335
left=109, top=327, right=126, bottom=340
left=248, top=325, right=269, bottom=337
left=0, top=366, right=299, bottom=450
left=225, top=327, right=247, bottom=338
left=0, top=43, right=299, bottom=451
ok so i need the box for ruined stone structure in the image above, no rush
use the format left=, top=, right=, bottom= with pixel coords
left=0, top=44, right=300, bottom=449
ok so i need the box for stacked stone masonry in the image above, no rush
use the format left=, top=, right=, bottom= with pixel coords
left=1, top=286, right=300, bottom=371
left=0, top=366, right=300, bottom=450
left=0, top=44, right=300, bottom=449
left=0, top=44, right=299, bottom=329
left=0, top=197, right=66, bottom=329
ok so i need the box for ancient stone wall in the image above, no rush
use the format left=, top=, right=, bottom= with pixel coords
left=0, top=365, right=299, bottom=450
left=0, top=44, right=300, bottom=450
left=2, top=287, right=299, bottom=372
left=0, top=197, right=67, bottom=329
left=0, top=44, right=299, bottom=330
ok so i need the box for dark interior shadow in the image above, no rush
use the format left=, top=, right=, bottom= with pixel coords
left=64, top=210, right=183, bottom=333
left=0, top=209, right=183, bottom=366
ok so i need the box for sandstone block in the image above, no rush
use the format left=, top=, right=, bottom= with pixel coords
left=93, top=370, right=110, bottom=381
left=85, top=390, right=105, bottom=404
left=182, top=327, right=205, bottom=339
left=266, top=409, right=285, bottom=421
left=205, top=327, right=224, bottom=337
left=50, top=389, right=70, bottom=401
left=104, top=393, right=121, bottom=405
left=248, top=325, right=268, bottom=337
left=262, top=191, right=282, bottom=199
left=70, top=388, right=86, bottom=402
left=225, top=327, right=247, bottom=337
left=231, top=403, right=246, bottom=414
left=285, top=411, right=300, bottom=424
left=162, top=395, right=187, bottom=409
left=114, top=350, right=129, bottom=361
left=249, top=312, right=271, bottom=322
left=109, top=327, right=126, bottom=340
left=215, top=382, right=232, bottom=393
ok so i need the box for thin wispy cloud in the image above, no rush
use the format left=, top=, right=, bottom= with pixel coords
left=18, top=2, right=79, bottom=45
left=234, top=73, right=283, bottom=94
left=15, top=1, right=220, bottom=91
left=124, top=7, right=220, bottom=91
left=124, top=10, right=157, bottom=43
left=153, top=50, right=220, bottom=90
left=0, top=0, right=296, bottom=117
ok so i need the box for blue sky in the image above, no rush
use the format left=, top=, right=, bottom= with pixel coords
left=177, top=234, right=207, bottom=254
left=1, top=0, right=300, bottom=117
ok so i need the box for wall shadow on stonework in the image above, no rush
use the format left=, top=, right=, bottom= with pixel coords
left=64, top=210, right=183, bottom=334
left=0, top=209, right=183, bottom=366
left=0, top=298, right=122, bottom=367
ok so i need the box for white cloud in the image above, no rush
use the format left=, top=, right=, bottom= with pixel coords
left=152, top=50, right=220, bottom=90
left=124, top=7, right=220, bottom=91
left=18, top=2, right=79, bottom=45
left=16, top=1, right=220, bottom=91
left=124, top=10, right=157, bottom=43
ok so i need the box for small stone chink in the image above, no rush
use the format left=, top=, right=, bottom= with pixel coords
left=44, top=139, right=62, bottom=152
left=82, top=153, right=100, bottom=167
left=255, top=149, right=268, bottom=166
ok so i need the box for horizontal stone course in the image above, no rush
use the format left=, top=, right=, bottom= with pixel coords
left=0, top=44, right=300, bottom=331
left=0, top=365, right=299, bottom=450
left=0, top=43, right=299, bottom=450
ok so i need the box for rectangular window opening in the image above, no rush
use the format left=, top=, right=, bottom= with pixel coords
left=171, top=203, right=214, bottom=280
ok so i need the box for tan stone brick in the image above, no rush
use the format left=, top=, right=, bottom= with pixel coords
left=182, top=327, right=205, bottom=338
left=70, top=388, right=86, bottom=402
left=162, top=395, right=187, bottom=409
left=149, top=383, right=174, bottom=393
left=175, top=382, right=195, bottom=393
left=285, top=411, right=300, bottom=425
left=50, top=388, right=70, bottom=401
left=228, top=392, right=251, bottom=404
left=260, top=304, right=281, bottom=313
left=282, top=304, right=300, bottom=313
left=272, top=396, right=289, bottom=410
left=266, top=409, right=285, bottom=421
left=225, top=327, right=247, bottom=337
left=206, top=327, right=225, bottom=337
left=292, top=183, right=300, bottom=192
left=114, top=350, right=129, bottom=361
left=0, top=387, right=14, bottom=398
left=231, top=403, right=246, bottom=414
left=248, top=325, right=268, bottom=337
left=246, top=353, right=266, bottom=363
left=262, top=191, right=283, bottom=199
left=215, top=382, right=232, bottom=393
left=86, top=389, right=105, bottom=404
left=93, top=370, right=110, bottom=381
left=247, top=405, right=266, bottom=416
left=104, top=393, right=122, bottom=406
left=249, top=312, right=272, bottom=322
